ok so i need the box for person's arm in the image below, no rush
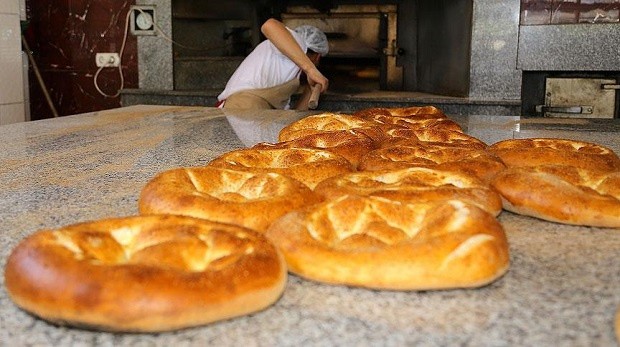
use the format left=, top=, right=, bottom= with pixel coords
left=261, top=18, right=329, bottom=93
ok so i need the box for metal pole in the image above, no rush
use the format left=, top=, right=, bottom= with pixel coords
left=22, top=35, right=59, bottom=118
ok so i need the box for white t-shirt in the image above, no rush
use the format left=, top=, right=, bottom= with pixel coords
left=218, top=28, right=307, bottom=103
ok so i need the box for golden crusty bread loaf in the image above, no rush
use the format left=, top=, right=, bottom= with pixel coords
left=616, top=306, right=620, bottom=344
left=352, top=106, right=462, bottom=139
left=384, top=106, right=447, bottom=118
left=383, top=128, right=488, bottom=149
left=488, top=138, right=620, bottom=172
left=353, top=106, right=447, bottom=120
left=278, top=112, right=386, bottom=144
left=363, top=114, right=462, bottom=133
left=206, top=147, right=354, bottom=189
left=266, top=195, right=509, bottom=290
left=277, top=112, right=368, bottom=140
left=253, top=129, right=378, bottom=168
left=314, top=167, right=503, bottom=216
left=351, top=107, right=393, bottom=119
left=359, top=142, right=505, bottom=183
left=4, top=215, right=287, bottom=332
left=138, top=167, right=320, bottom=232
left=386, top=118, right=463, bottom=132
left=491, top=165, right=620, bottom=227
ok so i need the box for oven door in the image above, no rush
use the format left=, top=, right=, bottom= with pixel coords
left=536, top=78, right=618, bottom=118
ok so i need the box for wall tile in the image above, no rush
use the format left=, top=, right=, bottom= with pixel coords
left=0, top=13, right=25, bottom=105
left=0, top=103, right=26, bottom=125
left=0, top=0, right=19, bottom=14
left=19, top=0, right=26, bottom=20
left=518, top=24, right=620, bottom=71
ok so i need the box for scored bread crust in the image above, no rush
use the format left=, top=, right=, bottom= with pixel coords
left=253, top=129, right=378, bottom=168
left=359, top=142, right=505, bottom=183
left=363, top=115, right=463, bottom=133
left=313, top=167, right=503, bottom=216
left=266, top=195, right=510, bottom=290
left=278, top=112, right=369, bottom=140
left=277, top=112, right=386, bottom=144
left=383, top=128, right=488, bottom=149
left=384, top=106, right=447, bottom=118
left=491, top=165, right=620, bottom=227
left=4, top=215, right=287, bottom=332
left=353, top=106, right=447, bottom=120
left=138, top=167, right=320, bottom=232
left=206, top=147, right=354, bottom=189
left=488, top=138, right=620, bottom=172
left=616, top=306, right=620, bottom=344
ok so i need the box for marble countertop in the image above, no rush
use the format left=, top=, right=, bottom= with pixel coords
left=0, top=105, right=619, bottom=346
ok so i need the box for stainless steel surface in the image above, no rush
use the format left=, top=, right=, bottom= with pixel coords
left=602, top=83, right=620, bottom=90
left=535, top=105, right=593, bottom=114
left=542, top=77, right=616, bottom=118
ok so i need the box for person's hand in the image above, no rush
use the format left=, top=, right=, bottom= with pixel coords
left=305, top=66, right=329, bottom=93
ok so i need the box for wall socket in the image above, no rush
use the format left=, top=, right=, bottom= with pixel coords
left=95, top=53, right=120, bottom=67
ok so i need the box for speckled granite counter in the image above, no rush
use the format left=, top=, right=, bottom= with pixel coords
left=1, top=105, right=619, bottom=346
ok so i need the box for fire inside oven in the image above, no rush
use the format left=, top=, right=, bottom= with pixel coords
left=281, top=4, right=403, bottom=93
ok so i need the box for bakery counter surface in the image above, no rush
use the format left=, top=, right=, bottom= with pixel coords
left=1, top=105, right=619, bottom=346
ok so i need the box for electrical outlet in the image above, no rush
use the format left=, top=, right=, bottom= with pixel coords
left=95, top=53, right=120, bottom=67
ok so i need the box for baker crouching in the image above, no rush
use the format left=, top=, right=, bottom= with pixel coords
left=217, top=18, right=329, bottom=110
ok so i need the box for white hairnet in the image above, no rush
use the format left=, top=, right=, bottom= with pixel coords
left=294, top=25, right=329, bottom=56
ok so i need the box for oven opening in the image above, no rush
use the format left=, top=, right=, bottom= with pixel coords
left=171, top=1, right=473, bottom=99
left=319, top=56, right=380, bottom=94
left=282, top=4, right=401, bottom=94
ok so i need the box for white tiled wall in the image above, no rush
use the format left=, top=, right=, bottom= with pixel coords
left=0, top=0, right=27, bottom=125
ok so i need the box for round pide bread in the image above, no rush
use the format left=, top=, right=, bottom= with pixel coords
left=359, top=142, right=505, bottom=183
left=138, top=167, right=320, bottom=232
left=383, top=106, right=446, bottom=118
left=314, top=167, right=503, bottom=216
left=491, top=164, right=620, bottom=227
left=361, top=115, right=462, bottom=133
left=4, top=215, right=287, bottom=332
left=383, top=128, right=488, bottom=149
left=488, top=138, right=620, bottom=172
left=616, top=306, right=620, bottom=344
left=353, top=106, right=447, bottom=120
left=206, top=147, right=354, bottom=189
left=253, top=129, right=378, bottom=168
left=266, top=195, right=510, bottom=290
left=277, top=112, right=385, bottom=144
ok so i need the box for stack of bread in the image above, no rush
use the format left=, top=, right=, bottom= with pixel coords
left=5, top=105, right=620, bottom=333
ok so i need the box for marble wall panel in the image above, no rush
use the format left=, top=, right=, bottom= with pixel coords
left=26, top=0, right=138, bottom=120
left=469, top=0, right=522, bottom=100
left=517, top=23, right=620, bottom=71
left=136, top=0, right=173, bottom=90
left=0, top=13, right=23, bottom=105
left=0, top=2, right=25, bottom=125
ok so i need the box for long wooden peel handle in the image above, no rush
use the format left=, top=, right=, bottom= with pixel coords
left=308, top=84, right=322, bottom=110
